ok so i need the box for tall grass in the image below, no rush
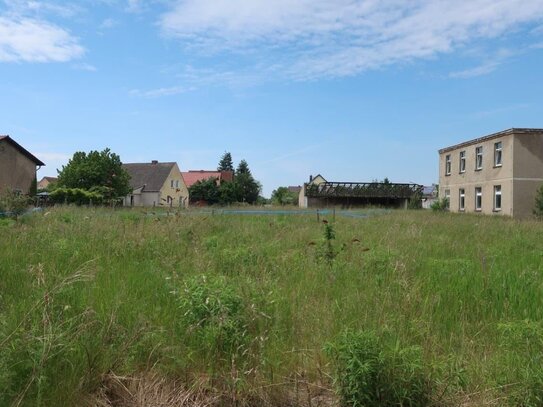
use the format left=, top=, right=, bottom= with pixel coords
left=1, top=207, right=543, bottom=405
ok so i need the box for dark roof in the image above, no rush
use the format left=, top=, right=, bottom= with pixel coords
left=288, top=186, right=302, bottom=194
left=0, top=135, right=45, bottom=166
left=439, top=128, right=543, bottom=154
left=422, top=185, right=437, bottom=196
left=122, top=162, right=177, bottom=192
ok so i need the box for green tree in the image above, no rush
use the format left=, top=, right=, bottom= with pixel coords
left=217, top=152, right=234, bottom=172
left=189, top=178, right=220, bottom=204
left=271, top=186, right=297, bottom=206
left=218, top=181, right=238, bottom=205
left=235, top=160, right=260, bottom=204
left=56, top=148, right=131, bottom=199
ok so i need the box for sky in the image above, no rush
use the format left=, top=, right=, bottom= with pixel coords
left=1, top=0, right=543, bottom=197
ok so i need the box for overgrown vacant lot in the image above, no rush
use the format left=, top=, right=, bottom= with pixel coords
left=1, top=208, right=543, bottom=406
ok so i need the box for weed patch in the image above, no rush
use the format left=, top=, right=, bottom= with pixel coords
left=325, top=330, right=432, bottom=407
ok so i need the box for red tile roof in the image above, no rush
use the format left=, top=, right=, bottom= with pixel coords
left=181, top=170, right=233, bottom=188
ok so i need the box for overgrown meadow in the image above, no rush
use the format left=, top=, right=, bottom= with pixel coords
left=1, top=207, right=543, bottom=406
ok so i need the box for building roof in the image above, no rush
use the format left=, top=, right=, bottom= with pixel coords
left=288, top=186, right=302, bottom=194
left=422, top=185, right=437, bottom=196
left=39, top=176, right=58, bottom=183
left=122, top=161, right=177, bottom=192
left=0, top=135, right=45, bottom=166
left=438, top=128, right=543, bottom=154
left=181, top=170, right=233, bottom=188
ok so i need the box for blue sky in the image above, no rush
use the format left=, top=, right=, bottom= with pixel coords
left=1, top=0, right=543, bottom=197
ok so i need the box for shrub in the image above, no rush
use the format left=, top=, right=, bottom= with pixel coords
left=0, top=189, right=31, bottom=218
left=534, top=184, right=543, bottom=218
left=178, top=275, right=249, bottom=357
left=325, top=330, right=431, bottom=407
left=317, top=221, right=344, bottom=265
left=430, top=198, right=449, bottom=212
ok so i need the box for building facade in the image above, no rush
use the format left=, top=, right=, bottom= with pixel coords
left=122, top=161, right=189, bottom=207
left=438, top=128, right=543, bottom=218
left=0, top=136, right=45, bottom=194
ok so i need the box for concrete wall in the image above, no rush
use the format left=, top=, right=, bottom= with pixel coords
left=439, top=133, right=514, bottom=216
left=0, top=139, right=37, bottom=194
left=512, top=132, right=543, bottom=218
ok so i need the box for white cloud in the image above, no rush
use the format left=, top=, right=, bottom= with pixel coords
left=73, top=62, right=97, bottom=71
left=160, top=0, right=543, bottom=80
left=35, top=152, right=71, bottom=161
left=99, top=18, right=118, bottom=29
left=126, top=0, right=144, bottom=13
left=129, top=85, right=191, bottom=98
left=2, top=0, right=82, bottom=18
left=449, top=48, right=516, bottom=78
left=0, top=16, right=84, bottom=62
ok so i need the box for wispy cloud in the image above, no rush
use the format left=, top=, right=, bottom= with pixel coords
left=160, top=0, right=543, bottom=80
left=0, top=16, right=84, bottom=62
left=35, top=151, right=71, bottom=162
left=73, top=62, right=97, bottom=71
left=449, top=48, right=515, bottom=79
left=99, top=18, right=118, bottom=29
left=2, top=0, right=83, bottom=18
left=129, top=85, right=192, bottom=98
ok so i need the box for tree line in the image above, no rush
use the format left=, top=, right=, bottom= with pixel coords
left=188, top=152, right=261, bottom=205
left=42, top=149, right=263, bottom=206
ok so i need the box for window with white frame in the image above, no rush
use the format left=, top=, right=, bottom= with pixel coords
left=494, top=141, right=502, bottom=167
left=459, top=151, right=466, bottom=173
left=444, top=189, right=450, bottom=209
left=445, top=154, right=451, bottom=175
left=459, top=188, right=465, bottom=211
left=475, top=187, right=482, bottom=211
left=475, top=146, right=483, bottom=170
left=494, top=185, right=502, bottom=211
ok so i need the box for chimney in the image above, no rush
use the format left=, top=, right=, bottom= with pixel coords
left=309, top=175, right=313, bottom=182
left=151, top=160, right=158, bottom=164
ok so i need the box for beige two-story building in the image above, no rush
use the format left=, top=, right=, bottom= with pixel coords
left=438, top=128, right=543, bottom=218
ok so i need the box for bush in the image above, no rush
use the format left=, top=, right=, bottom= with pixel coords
left=325, top=330, right=431, bottom=407
left=0, top=189, right=31, bottom=218
left=430, top=198, right=449, bottom=212
left=178, top=275, right=249, bottom=357
left=49, top=187, right=105, bottom=205
left=534, top=184, right=543, bottom=218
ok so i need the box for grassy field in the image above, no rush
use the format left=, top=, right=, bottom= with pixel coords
left=1, top=207, right=543, bottom=406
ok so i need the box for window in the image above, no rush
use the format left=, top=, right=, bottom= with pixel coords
left=175, top=180, right=179, bottom=188
left=171, top=180, right=174, bottom=188
left=445, top=154, right=451, bottom=175
left=459, top=151, right=466, bottom=173
left=475, top=187, right=482, bottom=211
left=494, top=141, right=502, bottom=167
left=444, top=189, right=450, bottom=209
left=475, top=146, right=483, bottom=170
left=459, top=188, right=465, bottom=211
left=494, top=185, right=502, bottom=211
